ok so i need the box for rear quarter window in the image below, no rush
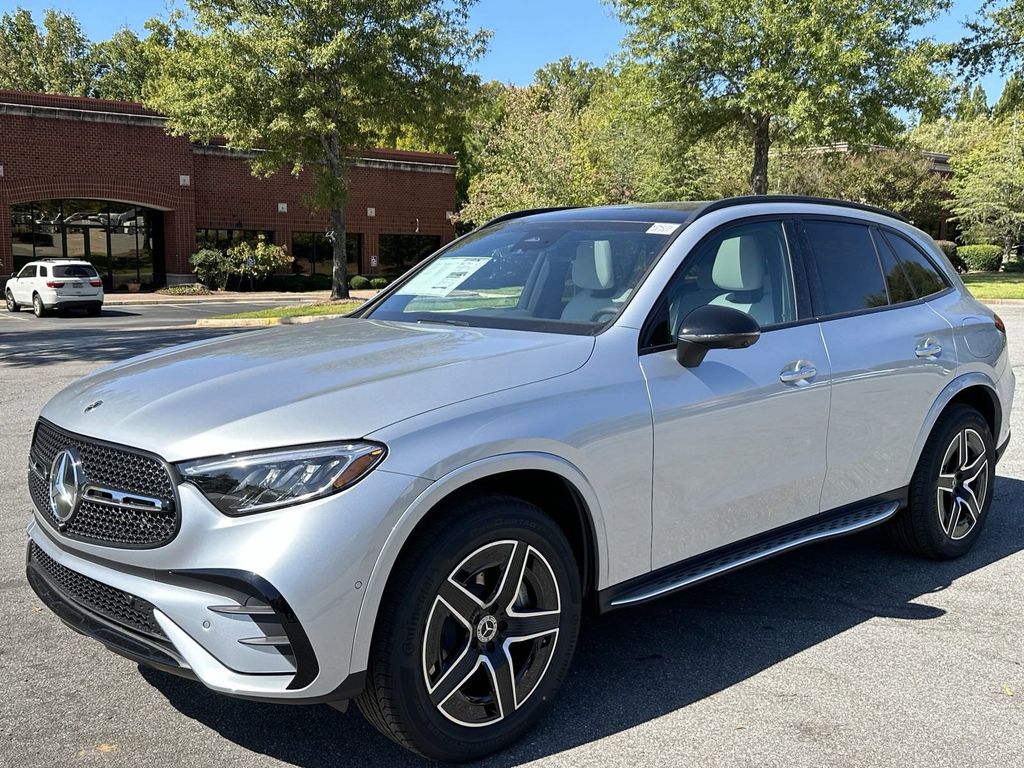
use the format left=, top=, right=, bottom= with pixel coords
left=880, top=231, right=949, bottom=299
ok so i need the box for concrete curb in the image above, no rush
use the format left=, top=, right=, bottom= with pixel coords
left=981, top=298, right=1024, bottom=305
left=104, top=289, right=378, bottom=307
left=195, top=313, right=346, bottom=328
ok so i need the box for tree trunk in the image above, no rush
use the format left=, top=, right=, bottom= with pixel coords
left=330, top=205, right=350, bottom=300
left=749, top=114, right=771, bottom=196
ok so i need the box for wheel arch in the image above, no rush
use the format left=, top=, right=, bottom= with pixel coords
left=909, top=373, right=1002, bottom=482
left=349, top=453, right=607, bottom=673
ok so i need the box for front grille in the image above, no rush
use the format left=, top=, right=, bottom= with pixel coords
left=29, top=541, right=166, bottom=640
left=29, top=419, right=179, bottom=548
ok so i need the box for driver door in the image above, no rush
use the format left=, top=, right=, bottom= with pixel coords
left=639, top=219, right=832, bottom=568
left=11, top=265, right=35, bottom=303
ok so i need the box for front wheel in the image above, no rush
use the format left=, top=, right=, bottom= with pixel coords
left=357, top=495, right=581, bottom=762
left=5, top=289, right=18, bottom=312
left=32, top=294, right=46, bottom=318
left=891, top=405, right=995, bottom=559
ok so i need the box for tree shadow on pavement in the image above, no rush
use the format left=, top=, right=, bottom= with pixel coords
left=140, top=475, right=1024, bottom=767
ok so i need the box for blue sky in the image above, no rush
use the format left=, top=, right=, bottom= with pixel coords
left=7, top=0, right=1010, bottom=101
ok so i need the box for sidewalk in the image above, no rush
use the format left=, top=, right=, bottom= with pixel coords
left=103, top=289, right=377, bottom=306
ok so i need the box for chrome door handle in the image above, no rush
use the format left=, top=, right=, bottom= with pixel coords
left=915, top=339, right=942, bottom=358
left=779, top=362, right=817, bottom=384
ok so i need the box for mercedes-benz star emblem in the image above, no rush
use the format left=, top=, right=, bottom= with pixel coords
left=49, top=448, right=83, bottom=524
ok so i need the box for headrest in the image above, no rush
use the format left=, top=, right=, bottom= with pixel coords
left=713, top=235, right=764, bottom=292
left=573, top=240, right=614, bottom=290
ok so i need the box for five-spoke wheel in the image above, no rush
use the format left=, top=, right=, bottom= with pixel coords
left=892, top=404, right=995, bottom=559
left=358, top=495, right=581, bottom=762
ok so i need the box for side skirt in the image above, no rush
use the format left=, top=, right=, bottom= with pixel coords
left=598, top=488, right=906, bottom=612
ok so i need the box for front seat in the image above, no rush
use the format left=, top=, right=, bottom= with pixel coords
left=708, top=235, right=776, bottom=326
left=561, top=240, right=617, bottom=321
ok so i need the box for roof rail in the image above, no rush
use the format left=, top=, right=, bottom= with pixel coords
left=481, top=206, right=581, bottom=228
left=692, top=195, right=909, bottom=224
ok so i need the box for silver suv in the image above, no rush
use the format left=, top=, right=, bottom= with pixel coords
left=25, top=197, right=1013, bottom=761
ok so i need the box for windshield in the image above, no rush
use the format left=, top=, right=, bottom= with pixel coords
left=52, top=264, right=98, bottom=278
left=367, top=219, right=681, bottom=333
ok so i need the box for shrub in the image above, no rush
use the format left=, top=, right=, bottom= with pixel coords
left=369, top=277, right=389, bottom=289
left=156, top=283, right=212, bottom=296
left=228, top=236, right=292, bottom=283
left=189, top=248, right=231, bottom=289
left=959, top=244, right=1004, bottom=272
left=934, top=240, right=966, bottom=273
left=349, top=275, right=371, bottom=290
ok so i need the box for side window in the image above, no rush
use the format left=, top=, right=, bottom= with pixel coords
left=873, top=230, right=915, bottom=305
left=881, top=231, right=950, bottom=299
left=39, top=266, right=48, bottom=278
left=17, top=265, right=36, bottom=279
left=646, top=220, right=796, bottom=347
left=803, top=220, right=888, bottom=315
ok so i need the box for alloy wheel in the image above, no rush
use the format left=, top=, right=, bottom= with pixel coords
left=422, top=539, right=561, bottom=728
left=5, top=290, right=15, bottom=311
left=936, top=427, right=990, bottom=541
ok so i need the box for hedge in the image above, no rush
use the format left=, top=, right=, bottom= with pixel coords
left=934, top=240, right=966, bottom=273
left=349, top=275, right=371, bottom=289
left=959, top=244, right=1003, bottom=272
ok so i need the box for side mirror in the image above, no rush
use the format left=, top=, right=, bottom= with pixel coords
left=676, top=305, right=761, bottom=368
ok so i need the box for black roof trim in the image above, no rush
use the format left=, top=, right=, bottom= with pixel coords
left=691, top=195, right=909, bottom=224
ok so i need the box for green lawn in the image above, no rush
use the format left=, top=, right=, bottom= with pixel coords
left=961, top=272, right=1024, bottom=300
left=214, top=300, right=362, bottom=320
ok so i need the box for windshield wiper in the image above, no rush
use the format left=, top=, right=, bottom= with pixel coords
left=416, top=318, right=471, bottom=327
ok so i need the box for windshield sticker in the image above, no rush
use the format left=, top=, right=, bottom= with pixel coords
left=646, top=222, right=681, bottom=236
left=397, top=256, right=492, bottom=297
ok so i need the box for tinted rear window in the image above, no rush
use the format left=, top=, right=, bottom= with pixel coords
left=881, top=231, right=949, bottom=299
left=803, top=221, right=887, bottom=315
left=52, top=265, right=98, bottom=278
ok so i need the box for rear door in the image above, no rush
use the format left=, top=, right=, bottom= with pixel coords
left=799, top=218, right=957, bottom=511
left=641, top=218, right=832, bottom=568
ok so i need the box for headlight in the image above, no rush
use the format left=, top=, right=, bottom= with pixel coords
left=178, top=442, right=386, bottom=516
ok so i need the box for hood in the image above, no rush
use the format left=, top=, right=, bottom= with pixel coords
left=41, top=318, right=595, bottom=462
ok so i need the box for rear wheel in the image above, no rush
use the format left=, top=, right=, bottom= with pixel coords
left=891, top=405, right=995, bottom=559
left=32, top=293, right=46, bottom=318
left=357, top=495, right=581, bottom=762
left=5, top=289, right=18, bottom=312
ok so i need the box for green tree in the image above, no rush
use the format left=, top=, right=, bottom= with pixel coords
left=533, top=57, right=604, bottom=110
left=91, top=20, right=172, bottom=102
left=0, top=8, right=93, bottom=95
left=946, top=117, right=1024, bottom=255
left=609, top=0, right=946, bottom=195
left=150, top=0, right=487, bottom=300
left=954, top=83, right=991, bottom=119
left=995, top=74, right=1024, bottom=116
left=961, top=0, right=1024, bottom=78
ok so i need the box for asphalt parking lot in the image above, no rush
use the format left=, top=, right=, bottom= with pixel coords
left=1, top=303, right=1023, bottom=768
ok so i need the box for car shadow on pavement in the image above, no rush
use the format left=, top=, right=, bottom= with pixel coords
left=0, top=328, right=246, bottom=368
left=140, top=475, right=1024, bottom=767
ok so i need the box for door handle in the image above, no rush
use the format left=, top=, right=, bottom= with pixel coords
left=779, top=362, right=817, bottom=384
left=915, top=339, right=942, bottom=358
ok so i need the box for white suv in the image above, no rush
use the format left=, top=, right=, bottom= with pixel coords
left=5, top=260, right=104, bottom=317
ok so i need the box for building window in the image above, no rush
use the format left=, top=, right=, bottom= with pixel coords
left=9, top=200, right=162, bottom=288
left=291, top=232, right=361, bottom=277
left=195, top=228, right=273, bottom=253
left=378, top=234, right=441, bottom=279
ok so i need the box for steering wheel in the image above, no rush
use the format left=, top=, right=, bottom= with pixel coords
left=590, top=308, right=619, bottom=324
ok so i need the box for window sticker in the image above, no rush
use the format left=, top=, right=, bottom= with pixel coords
left=646, top=223, right=681, bottom=236
left=397, top=256, right=492, bottom=297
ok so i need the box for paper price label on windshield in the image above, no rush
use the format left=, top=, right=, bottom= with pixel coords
left=397, top=256, right=491, bottom=297
left=646, top=223, right=680, bottom=236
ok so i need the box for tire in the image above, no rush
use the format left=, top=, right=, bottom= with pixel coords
left=32, top=293, right=46, bottom=318
left=357, top=494, right=582, bottom=762
left=5, top=289, right=18, bottom=312
left=890, top=405, right=995, bottom=559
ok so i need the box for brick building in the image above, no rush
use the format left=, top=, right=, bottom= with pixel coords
left=0, top=90, right=457, bottom=288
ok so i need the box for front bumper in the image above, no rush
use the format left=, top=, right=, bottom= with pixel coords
left=26, top=467, right=430, bottom=702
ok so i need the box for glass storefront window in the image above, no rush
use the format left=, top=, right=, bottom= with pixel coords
left=9, top=199, right=163, bottom=288
left=378, top=234, right=441, bottom=279
left=291, top=231, right=360, bottom=277
left=196, top=229, right=273, bottom=253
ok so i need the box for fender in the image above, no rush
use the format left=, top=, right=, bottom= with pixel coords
left=347, top=451, right=609, bottom=673
left=904, top=371, right=1000, bottom=484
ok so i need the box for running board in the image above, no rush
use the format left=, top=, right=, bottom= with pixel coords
left=600, top=498, right=901, bottom=611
